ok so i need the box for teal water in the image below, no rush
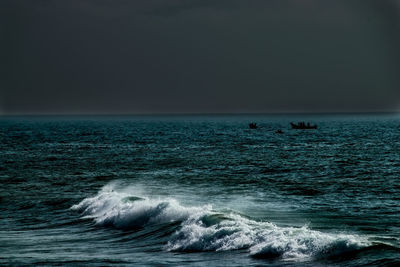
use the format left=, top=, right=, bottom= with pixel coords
left=1, top=115, right=399, bottom=266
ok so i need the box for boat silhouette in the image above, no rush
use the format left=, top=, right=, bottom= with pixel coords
left=249, top=123, right=257, bottom=129
left=290, top=122, right=317, bottom=129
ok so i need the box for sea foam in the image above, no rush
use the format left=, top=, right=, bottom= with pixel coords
left=71, top=184, right=211, bottom=229
left=72, top=184, right=370, bottom=260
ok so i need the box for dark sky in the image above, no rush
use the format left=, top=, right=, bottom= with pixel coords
left=1, top=0, right=400, bottom=114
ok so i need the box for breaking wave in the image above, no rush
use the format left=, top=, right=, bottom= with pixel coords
left=72, top=184, right=371, bottom=260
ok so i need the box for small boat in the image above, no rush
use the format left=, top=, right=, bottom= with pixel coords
left=249, top=123, right=257, bottom=129
left=290, top=122, right=317, bottom=129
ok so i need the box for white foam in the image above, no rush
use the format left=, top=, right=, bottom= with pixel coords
left=166, top=213, right=368, bottom=259
left=71, top=183, right=211, bottom=229
left=72, top=184, right=370, bottom=260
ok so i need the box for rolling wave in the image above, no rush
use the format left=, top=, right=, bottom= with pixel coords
left=72, top=184, right=372, bottom=260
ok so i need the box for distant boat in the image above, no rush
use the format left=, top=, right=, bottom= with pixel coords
left=249, top=123, right=257, bottom=129
left=290, top=122, right=317, bottom=129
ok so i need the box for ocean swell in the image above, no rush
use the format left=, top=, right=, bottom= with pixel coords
left=72, top=184, right=370, bottom=260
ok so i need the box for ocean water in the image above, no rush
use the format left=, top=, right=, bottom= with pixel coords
left=1, top=114, right=399, bottom=266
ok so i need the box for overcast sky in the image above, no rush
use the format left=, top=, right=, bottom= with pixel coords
left=1, top=0, right=400, bottom=114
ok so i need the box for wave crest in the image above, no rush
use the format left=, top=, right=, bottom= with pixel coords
left=166, top=213, right=368, bottom=260
left=71, top=184, right=211, bottom=229
left=72, top=184, right=370, bottom=260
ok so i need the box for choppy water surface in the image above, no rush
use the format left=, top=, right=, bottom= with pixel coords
left=1, top=115, right=399, bottom=266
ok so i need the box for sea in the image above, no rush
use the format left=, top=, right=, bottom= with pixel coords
left=1, top=114, right=399, bottom=266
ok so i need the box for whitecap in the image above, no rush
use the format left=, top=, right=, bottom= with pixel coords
left=72, top=183, right=370, bottom=260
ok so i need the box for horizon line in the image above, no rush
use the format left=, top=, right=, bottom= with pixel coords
left=1, top=110, right=399, bottom=117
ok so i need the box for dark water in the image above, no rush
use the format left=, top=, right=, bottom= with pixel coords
left=1, top=115, right=399, bottom=266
